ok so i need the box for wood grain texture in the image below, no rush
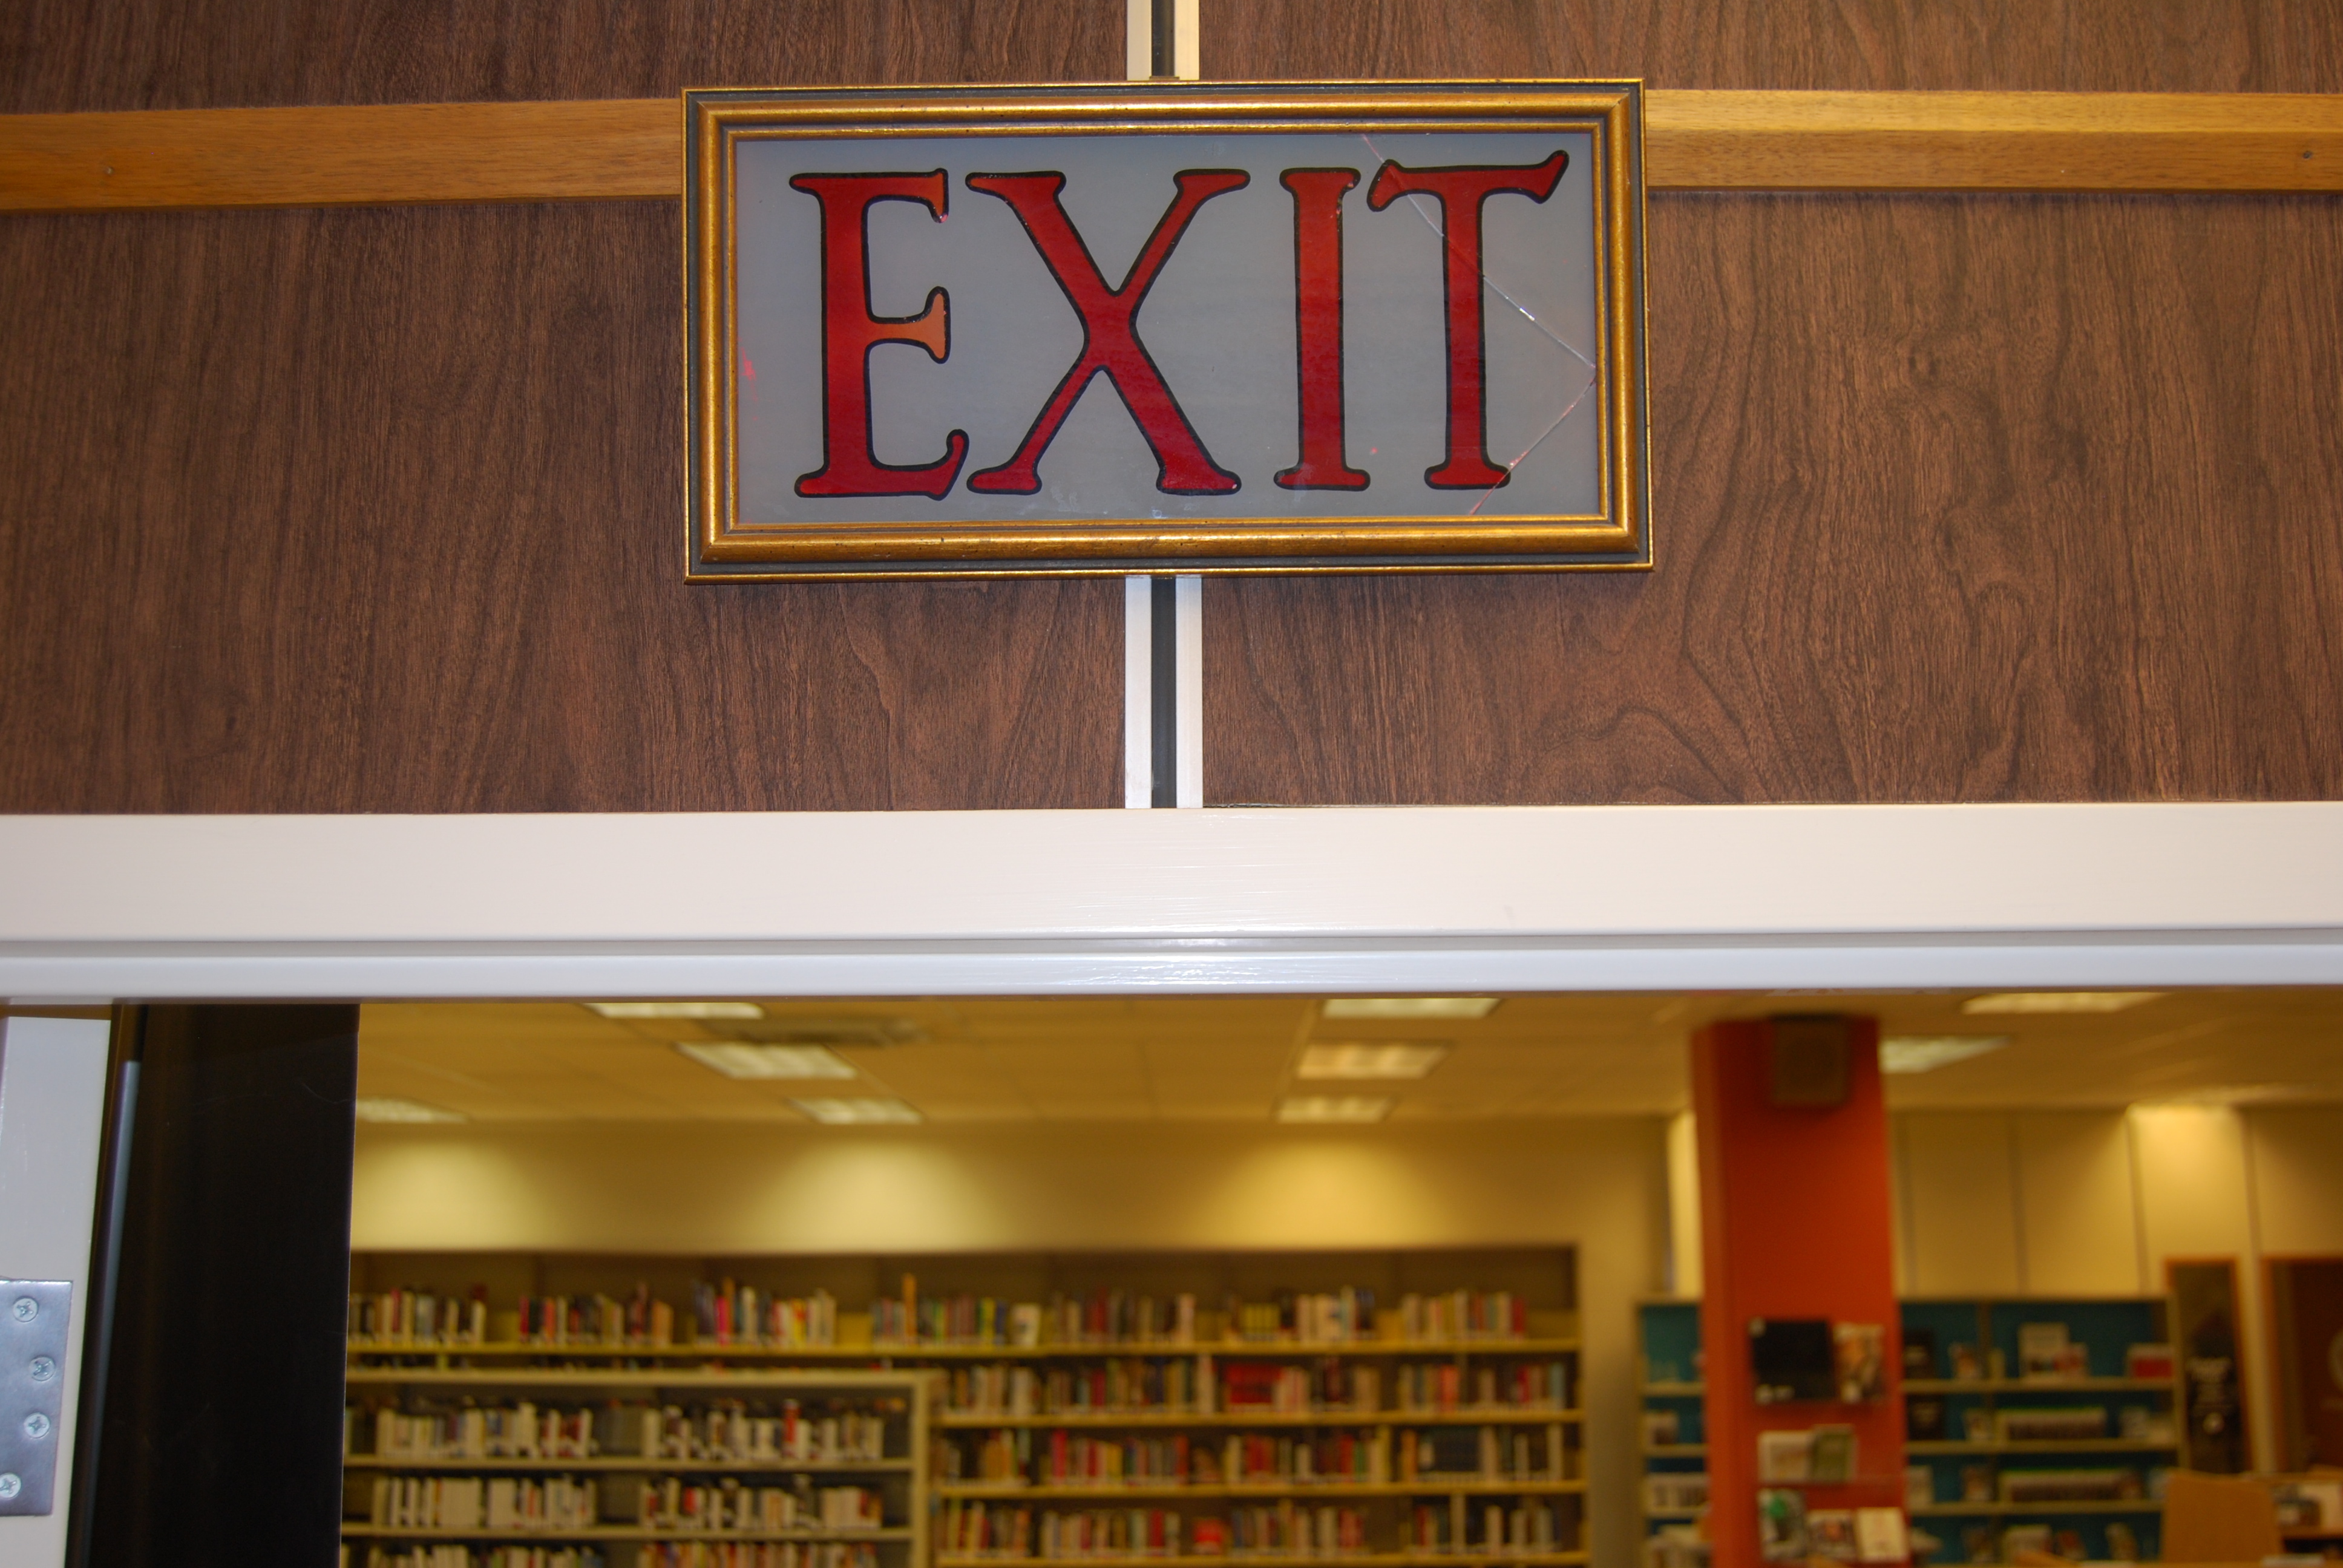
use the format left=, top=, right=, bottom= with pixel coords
left=1206, top=194, right=2343, bottom=804
left=9, top=93, right=2342, bottom=214
left=1, top=99, right=677, bottom=211
left=1202, top=0, right=2343, bottom=93
left=0, top=0, right=1122, bottom=114
left=0, top=202, right=1121, bottom=812
left=1647, top=90, right=2343, bottom=192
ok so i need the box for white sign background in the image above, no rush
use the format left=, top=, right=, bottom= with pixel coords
left=733, top=131, right=1601, bottom=524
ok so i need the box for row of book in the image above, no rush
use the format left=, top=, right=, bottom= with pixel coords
left=943, top=1361, right=1571, bottom=1421
left=1642, top=1473, right=1709, bottom=1513
left=351, top=1280, right=1551, bottom=1354
left=695, top=1284, right=842, bottom=1349
left=352, top=1289, right=492, bottom=1347
left=1907, top=1399, right=2176, bottom=1445
left=1401, top=1500, right=1570, bottom=1553
left=354, top=1400, right=896, bottom=1466
left=639, top=1547, right=882, bottom=1568
left=1392, top=1364, right=1571, bottom=1416
left=635, top=1479, right=886, bottom=1532
left=365, top=1403, right=598, bottom=1462
left=508, top=1288, right=675, bottom=1348
left=1757, top=1495, right=1908, bottom=1565
left=642, top=1403, right=894, bottom=1465
left=346, top=1549, right=605, bottom=1568
left=946, top=1428, right=1572, bottom=1489
left=873, top=1284, right=1541, bottom=1350
left=1955, top=1524, right=2140, bottom=1563
left=364, top=1475, right=600, bottom=1532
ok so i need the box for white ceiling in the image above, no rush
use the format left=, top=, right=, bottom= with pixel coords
left=355, top=989, right=2343, bottom=1125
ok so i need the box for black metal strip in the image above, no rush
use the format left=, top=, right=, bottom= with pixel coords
left=1151, top=0, right=1175, bottom=79
left=62, top=1007, right=141, bottom=1568
left=1150, top=575, right=1177, bottom=806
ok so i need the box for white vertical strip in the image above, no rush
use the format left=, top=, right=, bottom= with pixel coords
left=1175, top=576, right=1204, bottom=806
left=1124, top=577, right=1154, bottom=808
left=1123, top=1, right=1153, bottom=802
left=0, top=1016, right=112, bottom=1566
left=1173, top=0, right=1201, bottom=79
left=1126, top=0, right=1153, bottom=80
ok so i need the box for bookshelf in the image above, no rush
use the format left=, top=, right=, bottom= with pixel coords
left=1633, top=1301, right=1707, bottom=1568
left=1901, top=1297, right=2183, bottom=1564
left=341, top=1367, right=933, bottom=1568
left=1634, top=1296, right=2183, bottom=1567
left=347, top=1249, right=1589, bottom=1568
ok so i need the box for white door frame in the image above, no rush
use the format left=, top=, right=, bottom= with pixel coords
left=4, top=804, right=2341, bottom=998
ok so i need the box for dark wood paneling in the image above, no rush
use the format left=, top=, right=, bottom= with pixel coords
left=1207, top=193, right=2343, bottom=804
left=1, top=0, right=1121, bottom=113
left=0, top=201, right=1120, bottom=811
left=0, top=0, right=1123, bottom=812
left=1203, top=0, right=2343, bottom=92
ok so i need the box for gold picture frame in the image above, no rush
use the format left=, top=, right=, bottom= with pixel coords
left=685, top=81, right=1650, bottom=580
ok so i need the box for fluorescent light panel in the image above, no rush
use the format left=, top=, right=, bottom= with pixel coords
left=1320, top=997, right=1499, bottom=1021
left=1961, top=991, right=2162, bottom=1015
left=677, top=1042, right=857, bottom=1080
left=1276, top=1096, right=1395, bottom=1123
left=1297, top=1042, right=1449, bottom=1080
left=1879, top=1035, right=2013, bottom=1074
left=586, top=1001, right=765, bottom=1020
left=791, top=1097, right=922, bottom=1125
left=355, top=1096, right=467, bottom=1124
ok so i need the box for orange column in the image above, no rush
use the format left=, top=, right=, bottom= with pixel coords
left=1693, top=1016, right=1906, bottom=1568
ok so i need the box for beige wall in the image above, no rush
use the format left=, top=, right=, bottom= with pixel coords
left=353, top=1116, right=1672, bottom=1568
left=1884, top=1103, right=2343, bottom=1472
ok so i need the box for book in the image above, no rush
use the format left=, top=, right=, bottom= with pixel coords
left=1902, top=1326, right=1939, bottom=1380
left=1757, top=1489, right=1809, bottom=1563
left=1835, top=1323, right=1887, bottom=1402
left=1809, top=1509, right=1858, bottom=1561
left=1808, top=1425, right=1857, bottom=1483
left=1949, top=1343, right=1984, bottom=1381
left=1906, top=1465, right=1934, bottom=1511
left=1855, top=1506, right=1910, bottom=1563
left=1906, top=1396, right=1946, bottom=1441
left=2125, top=1342, right=2177, bottom=1379
left=1751, top=1318, right=1837, bottom=1403
left=1998, top=1406, right=2106, bottom=1442
left=1757, top=1429, right=1812, bottom=1483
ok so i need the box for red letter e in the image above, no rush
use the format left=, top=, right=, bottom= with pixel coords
left=789, top=170, right=969, bottom=500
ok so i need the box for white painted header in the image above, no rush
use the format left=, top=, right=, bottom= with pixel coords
left=2, top=805, right=2339, bottom=997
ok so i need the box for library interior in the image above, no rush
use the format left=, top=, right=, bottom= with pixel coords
left=311, top=990, right=2343, bottom=1568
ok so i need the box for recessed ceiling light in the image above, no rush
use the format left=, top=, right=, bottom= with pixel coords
left=586, top=1001, right=765, bottom=1020
left=1961, top=991, right=2162, bottom=1015
left=355, top=1096, right=467, bottom=1124
left=1880, top=1036, right=2013, bottom=1074
left=791, top=1097, right=923, bottom=1125
left=677, top=1042, right=857, bottom=1080
left=1297, top=1042, right=1450, bottom=1080
left=1320, top=998, right=1500, bottom=1021
left=1276, top=1096, right=1395, bottom=1123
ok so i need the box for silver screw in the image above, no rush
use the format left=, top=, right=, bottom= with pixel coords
left=0, top=1474, right=19, bottom=1499
left=21, top=1414, right=47, bottom=1441
left=26, top=1358, right=51, bottom=1384
left=8, top=1299, right=33, bottom=1324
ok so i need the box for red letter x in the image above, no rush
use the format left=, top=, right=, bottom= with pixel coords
left=965, top=169, right=1249, bottom=495
left=788, top=170, right=969, bottom=500
left=1366, top=150, right=1568, bottom=490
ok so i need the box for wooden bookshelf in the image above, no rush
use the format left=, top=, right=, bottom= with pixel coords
left=342, top=1367, right=936, bottom=1568
left=348, top=1247, right=1590, bottom=1568
left=934, top=1481, right=1589, bottom=1501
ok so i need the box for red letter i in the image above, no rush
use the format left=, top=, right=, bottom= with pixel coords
left=1275, top=168, right=1368, bottom=491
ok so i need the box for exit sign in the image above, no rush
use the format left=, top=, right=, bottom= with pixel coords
left=685, top=82, right=1648, bottom=579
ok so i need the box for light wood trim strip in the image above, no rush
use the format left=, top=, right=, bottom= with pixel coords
left=1646, top=89, right=2343, bottom=192
left=2, top=91, right=2340, bottom=212
left=0, top=98, right=676, bottom=211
